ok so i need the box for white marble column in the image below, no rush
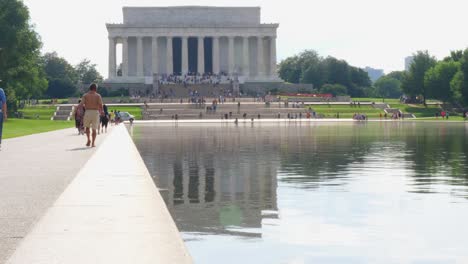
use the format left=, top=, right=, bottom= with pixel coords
left=243, top=37, right=250, bottom=76
left=228, top=36, right=235, bottom=75
left=108, top=37, right=116, bottom=78
left=122, top=37, right=129, bottom=77
left=270, top=36, right=277, bottom=76
left=212, top=37, right=220, bottom=74
left=257, top=36, right=264, bottom=77
left=136, top=37, right=143, bottom=76
left=182, top=37, right=188, bottom=75
left=166, top=37, right=173, bottom=74
left=152, top=36, right=158, bottom=74
left=197, top=36, right=205, bottom=74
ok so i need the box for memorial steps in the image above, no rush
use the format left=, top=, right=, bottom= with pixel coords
left=158, top=83, right=232, bottom=98
left=52, top=105, right=73, bottom=121
left=143, top=102, right=307, bottom=120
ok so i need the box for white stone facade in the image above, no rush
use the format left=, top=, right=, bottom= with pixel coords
left=106, top=6, right=281, bottom=83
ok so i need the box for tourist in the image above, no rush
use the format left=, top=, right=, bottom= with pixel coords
left=110, top=110, right=115, bottom=125
left=81, top=83, right=104, bottom=147
left=73, top=100, right=85, bottom=135
left=100, top=104, right=110, bottom=133
left=0, top=87, right=7, bottom=151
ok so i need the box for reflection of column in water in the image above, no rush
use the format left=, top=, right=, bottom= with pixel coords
left=173, top=160, right=184, bottom=205
left=199, top=164, right=206, bottom=205
left=205, top=166, right=215, bottom=203
left=188, top=159, right=200, bottom=203
left=243, top=162, right=251, bottom=202
left=215, top=163, right=222, bottom=204
left=183, top=158, right=189, bottom=205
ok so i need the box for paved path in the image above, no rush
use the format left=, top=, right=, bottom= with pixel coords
left=0, top=128, right=109, bottom=263
left=5, top=125, right=192, bottom=264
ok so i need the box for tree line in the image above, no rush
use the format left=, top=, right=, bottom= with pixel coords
left=278, top=50, right=372, bottom=97
left=279, top=49, right=468, bottom=107
left=0, top=0, right=102, bottom=111
left=401, top=50, right=468, bottom=106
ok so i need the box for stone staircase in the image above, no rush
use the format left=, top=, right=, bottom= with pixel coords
left=159, top=84, right=232, bottom=97
left=52, top=105, right=73, bottom=121
left=372, top=103, right=390, bottom=110
left=383, top=108, right=415, bottom=118
left=143, top=102, right=307, bottom=120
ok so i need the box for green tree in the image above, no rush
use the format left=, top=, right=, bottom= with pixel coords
left=278, top=50, right=372, bottom=96
left=424, top=61, right=459, bottom=103
left=401, top=51, right=437, bottom=105
left=43, top=52, right=78, bottom=98
left=450, top=48, right=468, bottom=106
left=0, top=0, right=48, bottom=103
left=320, top=84, right=348, bottom=96
left=75, top=59, right=103, bottom=85
left=386, top=71, right=405, bottom=82
left=450, top=71, right=464, bottom=104
left=443, top=50, right=463, bottom=62
left=374, top=76, right=402, bottom=100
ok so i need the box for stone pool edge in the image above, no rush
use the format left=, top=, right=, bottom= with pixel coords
left=6, top=125, right=193, bottom=264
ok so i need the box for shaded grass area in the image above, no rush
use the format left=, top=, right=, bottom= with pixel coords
left=19, top=105, right=57, bottom=120
left=3, top=119, right=73, bottom=139
left=107, top=106, right=142, bottom=120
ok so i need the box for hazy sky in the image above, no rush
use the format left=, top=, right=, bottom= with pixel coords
left=23, top=0, right=468, bottom=78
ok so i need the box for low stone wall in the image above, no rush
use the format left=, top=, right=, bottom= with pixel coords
left=6, top=126, right=192, bottom=264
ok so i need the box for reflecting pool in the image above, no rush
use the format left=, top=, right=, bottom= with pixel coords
left=131, top=122, right=468, bottom=264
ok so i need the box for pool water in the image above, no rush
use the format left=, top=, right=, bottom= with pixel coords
left=131, top=122, right=468, bottom=264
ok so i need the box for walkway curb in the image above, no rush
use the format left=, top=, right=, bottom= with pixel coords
left=6, top=125, right=192, bottom=264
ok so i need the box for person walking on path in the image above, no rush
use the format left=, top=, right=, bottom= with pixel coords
left=0, top=87, right=7, bottom=151
left=100, top=104, right=110, bottom=134
left=72, top=100, right=85, bottom=135
left=81, top=83, right=103, bottom=147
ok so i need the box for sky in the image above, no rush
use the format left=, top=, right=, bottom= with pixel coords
left=23, top=0, right=468, bottom=78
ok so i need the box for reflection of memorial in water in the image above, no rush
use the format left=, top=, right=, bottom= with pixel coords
left=132, top=125, right=279, bottom=238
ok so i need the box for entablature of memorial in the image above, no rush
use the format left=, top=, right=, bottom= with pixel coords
left=106, top=24, right=278, bottom=38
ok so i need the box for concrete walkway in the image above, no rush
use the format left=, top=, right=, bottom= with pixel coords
left=5, top=125, right=192, bottom=264
left=0, top=128, right=106, bottom=263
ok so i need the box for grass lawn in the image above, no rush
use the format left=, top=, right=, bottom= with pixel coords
left=3, top=119, right=74, bottom=139
left=307, top=105, right=385, bottom=119
left=390, top=103, right=441, bottom=118
left=19, top=105, right=57, bottom=120
left=414, top=116, right=467, bottom=121
left=108, top=106, right=142, bottom=120
left=353, top=98, right=401, bottom=104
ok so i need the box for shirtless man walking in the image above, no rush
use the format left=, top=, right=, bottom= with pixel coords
left=81, top=83, right=103, bottom=147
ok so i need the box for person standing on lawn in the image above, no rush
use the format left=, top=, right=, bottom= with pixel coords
left=81, top=83, right=103, bottom=147
left=0, top=87, right=7, bottom=151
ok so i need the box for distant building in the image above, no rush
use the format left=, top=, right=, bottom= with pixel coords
left=405, top=56, right=414, bottom=71
left=364, top=67, right=384, bottom=82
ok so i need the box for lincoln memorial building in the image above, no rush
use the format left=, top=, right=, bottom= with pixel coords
left=105, top=6, right=282, bottom=87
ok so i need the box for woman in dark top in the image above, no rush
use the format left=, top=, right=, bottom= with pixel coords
left=100, top=104, right=109, bottom=133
